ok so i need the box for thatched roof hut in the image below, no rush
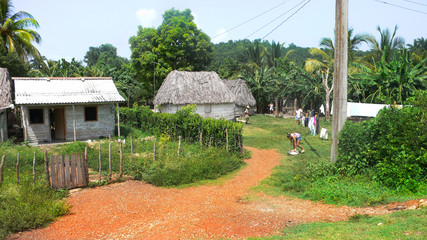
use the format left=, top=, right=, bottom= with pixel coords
left=223, top=79, right=256, bottom=107
left=0, top=68, right=13, bottom=108
left=0, top=68, right=13, bottom=141
left=154, top=71, right=236, bottom=120
left=154, top=70, right=236, bottom=105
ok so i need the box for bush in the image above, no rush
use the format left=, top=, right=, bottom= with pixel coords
left=120, top=105, right=244, bottom=153
left=337, top=121, right=374, bottom=175
left=131, top=143, right=245, bottom=186
left=337, top=92, right=426, bottom=192
left=0, top=181, right=69, bottom=239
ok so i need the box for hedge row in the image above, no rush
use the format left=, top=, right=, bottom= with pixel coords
left=337, top=92, right=427, bottom=192
left=120, top=105, right=244, bottom=153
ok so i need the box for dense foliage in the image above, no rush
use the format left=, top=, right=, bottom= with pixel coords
left=129, top=8, right=214, bottom=101
left=120, top=105, right=244, bottom=153
left=337, top=92, right=427, bottom=192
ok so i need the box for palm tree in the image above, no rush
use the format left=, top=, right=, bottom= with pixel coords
left=366, top=25, right=405, bottom=62
left=320, top=28, right=368, bottom=61
left=0, top=0, right=41, bottom=61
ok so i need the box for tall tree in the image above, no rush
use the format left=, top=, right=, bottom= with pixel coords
left=129, top=8, right=214, bottom=101
left=305, top=48, right=334, bottom=120
left=0, top=0, right=41, bottom=61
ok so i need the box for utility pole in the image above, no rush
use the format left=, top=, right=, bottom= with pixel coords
left=331, top=0, right=348, bottom=162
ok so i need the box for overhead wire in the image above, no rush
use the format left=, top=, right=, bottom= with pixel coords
left=261, top=0, right=311, bottom=40
left=401, top=0, right=427, bottom=7
left=245, top=0, right=310, bottom=39
left=211, top=1, right=287, bottom=40
left=373, top=0, right=427, bottom=15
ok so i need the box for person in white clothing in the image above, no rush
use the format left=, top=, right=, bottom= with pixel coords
left=295, top=108, right=303, bottom=125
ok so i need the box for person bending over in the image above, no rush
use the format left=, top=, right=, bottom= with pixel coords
left=287, top=132, right=305, bottom=153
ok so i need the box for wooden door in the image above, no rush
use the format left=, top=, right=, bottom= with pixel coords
left=54, top=108, right=66, bottom=140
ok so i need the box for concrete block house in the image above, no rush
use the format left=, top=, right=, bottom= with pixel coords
left=154, top=71, right=236, bottom=121
left=13, top=77, right=125, bottom=144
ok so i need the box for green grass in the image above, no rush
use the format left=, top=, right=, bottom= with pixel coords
left=244, top=114, right=426, bottom=239
left=248, top=207, right=426, bottom=240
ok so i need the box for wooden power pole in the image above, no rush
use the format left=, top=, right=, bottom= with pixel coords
left=331, top=0, right=348, bottom=162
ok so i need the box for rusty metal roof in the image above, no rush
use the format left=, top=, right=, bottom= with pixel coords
left=13, top=77, right=125, bottom=105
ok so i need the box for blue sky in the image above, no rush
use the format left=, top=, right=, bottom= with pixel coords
left=13, top=0, right=427, bottom=62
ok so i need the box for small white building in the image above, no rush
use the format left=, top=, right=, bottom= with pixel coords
left=13, top=77, right=125, bottom=144
left=154, top=71, right=236, bottom=120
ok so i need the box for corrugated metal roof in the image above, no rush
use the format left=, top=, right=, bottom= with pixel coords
left=13, top=77, right=125, bottom=104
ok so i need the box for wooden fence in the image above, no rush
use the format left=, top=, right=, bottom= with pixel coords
left=49, top=153, right=88, bottom=189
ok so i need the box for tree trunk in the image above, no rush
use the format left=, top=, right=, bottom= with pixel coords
left=325, top=91, right=331, bottom=121
left=293, top=98, right=297, bottom=117
left=274, top=98, right=279, bottom=116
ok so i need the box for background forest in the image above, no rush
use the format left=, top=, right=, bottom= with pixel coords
left=1, top=4, right=426, bottom=114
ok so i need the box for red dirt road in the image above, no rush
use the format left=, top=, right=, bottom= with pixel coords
left=11, top=147, right=420, bottom=240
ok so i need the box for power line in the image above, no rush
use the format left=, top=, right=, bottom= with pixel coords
left=211, top=1, right=287, bottom=40
left=261, top=0, right=311, bottom=40
left=374, top=0, right=427, bottom=14
left=245, top=0, right=309, bottom=39
left=401, top=0, right=427, bottom=7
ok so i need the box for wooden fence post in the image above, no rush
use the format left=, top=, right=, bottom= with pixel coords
left=16, top=153, right=20, bottom=185
left=130, top=136, right=134, bottom=165
left=226, top=129, right=229, bottom=154
left=0, top=155, right=5, bottom=184
left=44, top=150, right=50, bottom=185
left=153, top=137, right=157, bottom=161
left=200, top=132, right=203, bottom=153
left=98, top=145, right=102, bottom=182
left=178, top=136, right=181, bottom=156
left=84, top=147, right=89, bottom=184
left=33, top=151, right=36, bottom=183
left=239, top=134, right=244, bottom=155
left=109, top=143, right=112, bottom=180
left=119, top=142, right=123, bottom=179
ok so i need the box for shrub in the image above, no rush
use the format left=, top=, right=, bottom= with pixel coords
left=131, top=143, right=245, bottom=186
left=337, top=120, right=374, bottom=175
left=120, top=105, right=244, bottom=153
left=0, top=181, right=69, bottom=239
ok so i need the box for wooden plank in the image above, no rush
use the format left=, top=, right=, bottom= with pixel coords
left=70, top=154, right=77, bottom=187
left=82, top=152, right=88, bottom=186
left=44, top=150, right=50, bottom=186
left=50, top=155, right=56, bottom=189
left=0, top=155, right=5, bottom=183
left=64, top=155, right=71, bottom=188
left=55, top=155, right=61, bottom=189
left=61, top=155, right=66, bottom=188
left=76, top=154, right=83, bottom=187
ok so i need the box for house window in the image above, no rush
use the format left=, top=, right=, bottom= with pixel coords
left=29, top=109, right=44, bottom=124
left=204, top=104, right=211, bottom=113
left=85, top=106, right=98, bottom=121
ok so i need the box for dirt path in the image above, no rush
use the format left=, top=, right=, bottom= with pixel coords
left=11, top=147, right=421, bottom=240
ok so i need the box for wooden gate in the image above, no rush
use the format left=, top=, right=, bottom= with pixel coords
left=50, top=153, right=88, bottom=189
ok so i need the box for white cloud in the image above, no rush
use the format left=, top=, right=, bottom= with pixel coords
left=212, top=28, right=228, bottom=44
left=136, top=8, right=157, bottom=28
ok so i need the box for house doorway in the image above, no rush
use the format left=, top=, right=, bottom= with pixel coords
left=49, top=108, right=66, bottom=141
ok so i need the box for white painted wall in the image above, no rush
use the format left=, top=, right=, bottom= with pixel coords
left=160, top=103, right=235, bottom=120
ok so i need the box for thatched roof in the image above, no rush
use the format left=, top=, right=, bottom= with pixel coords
left=154, top=70, right=236, bottom=105
left=223, top=79, right=256, bottom=107
left=13, top=77, right=125, bottom=105
left=0, top=68, right=13, bottom=108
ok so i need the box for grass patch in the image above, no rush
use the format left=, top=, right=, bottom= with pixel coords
left=249, top=207, right=427, bottom=240
left=0, top=181, right=69, bottom=239
left=243, top=115, right=426, bottom=206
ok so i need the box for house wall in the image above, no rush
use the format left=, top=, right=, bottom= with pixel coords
left=65, top=104, right=115, bottom=141
left=22, top=104, right=116, bottom=144
left=22, top=105, right=50, bottom=144
left=160, top=103, right=235, bottom=120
